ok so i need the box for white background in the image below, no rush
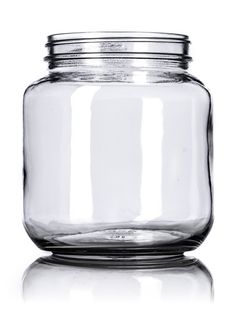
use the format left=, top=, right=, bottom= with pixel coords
left=0, top=0, right=235, bottom=313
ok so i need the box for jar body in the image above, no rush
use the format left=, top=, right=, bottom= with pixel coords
left=23, top=70, right=213, bottom=258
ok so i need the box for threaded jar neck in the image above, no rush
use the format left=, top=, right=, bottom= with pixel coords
left=45, top=32, right=192, bottom=71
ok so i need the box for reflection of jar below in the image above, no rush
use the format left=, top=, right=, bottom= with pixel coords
left=22, top=256, right=213, bottom=304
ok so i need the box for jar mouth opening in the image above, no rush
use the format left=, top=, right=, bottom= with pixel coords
left=46, top=31, right=191, bottom=69
left=47, top=31, right=190, bottom=43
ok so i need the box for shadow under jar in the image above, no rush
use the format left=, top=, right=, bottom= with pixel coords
left=23, top=32, right=213, bottom=261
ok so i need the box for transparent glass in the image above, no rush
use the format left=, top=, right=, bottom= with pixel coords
left=23, top=32, right=213, bottom=260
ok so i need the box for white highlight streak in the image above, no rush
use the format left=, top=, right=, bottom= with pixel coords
left=139, top=97, right=163, bottom=220
left=70, top=86, right=100, bottom=222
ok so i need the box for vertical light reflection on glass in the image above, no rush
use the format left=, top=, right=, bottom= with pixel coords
left=70, top=86, right=100, bottom=222
left=132, top=70, right=148, bottom=84
left=190, top=99, right=200, bottom=218
left=138, top=97, right=163, bottom=220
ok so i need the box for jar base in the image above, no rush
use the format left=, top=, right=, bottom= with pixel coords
left=49, top=252, right=190, bottom=268
left=31, top=230, right=207, bottom=264
left=26, top=220, right=212, bottom=262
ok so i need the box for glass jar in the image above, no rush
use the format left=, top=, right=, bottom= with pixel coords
left=23, top=32, right=213, bottom=261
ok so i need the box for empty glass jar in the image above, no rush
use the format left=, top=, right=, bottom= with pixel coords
left=23, top=32, right=213, bottom=261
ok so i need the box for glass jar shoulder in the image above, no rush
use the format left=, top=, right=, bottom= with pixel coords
left=181, top=73, right=211, bottom=100
left=23, top=75, right=79, bottom=106
left=23, top=72, right=211, bottom=108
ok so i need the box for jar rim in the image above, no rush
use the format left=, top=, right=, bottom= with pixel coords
left=47, top=31, right=190, bottom=43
